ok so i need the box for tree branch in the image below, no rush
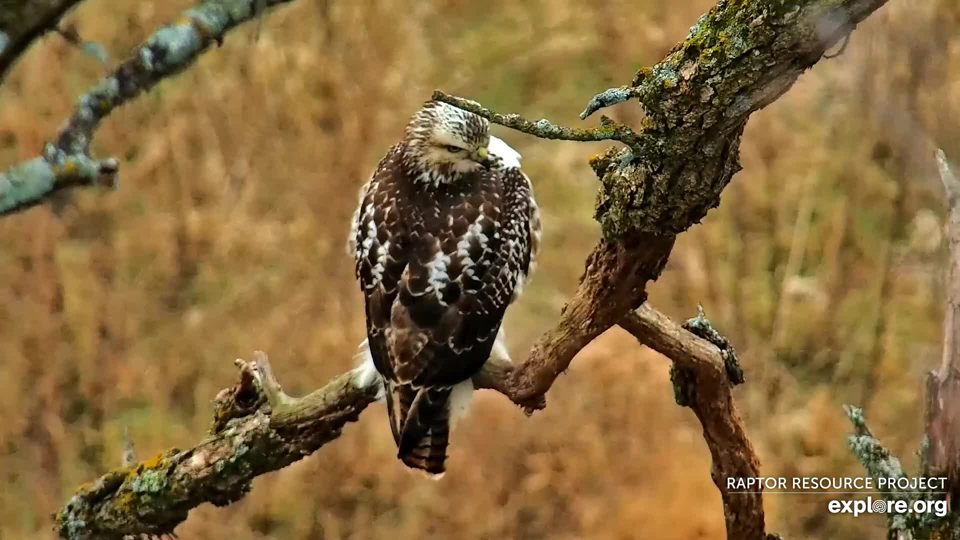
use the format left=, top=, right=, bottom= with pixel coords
left=57, top=353, right=380, bottom=540
left=432, top=90, right=642, bottom=149
left=0, top=0, right=85, bottom=83
left=0, top=0, right=295, bottom=216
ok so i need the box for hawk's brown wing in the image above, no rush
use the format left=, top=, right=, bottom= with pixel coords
left=350, top=144, right=539, bottom=466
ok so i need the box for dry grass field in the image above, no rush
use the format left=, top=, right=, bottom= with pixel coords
left=1, top=0, right=958, bottom=538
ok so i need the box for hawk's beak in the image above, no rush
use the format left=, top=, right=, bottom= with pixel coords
left=472, top=147, right=492, bottom=169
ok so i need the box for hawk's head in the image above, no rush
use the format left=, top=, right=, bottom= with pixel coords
left=401, top=100, right=492, bottom=185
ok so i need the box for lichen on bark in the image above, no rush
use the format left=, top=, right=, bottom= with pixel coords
left=593, top=0, right=883, bottom=240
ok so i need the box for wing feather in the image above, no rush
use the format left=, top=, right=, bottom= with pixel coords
left=352, top=141, right=538, bottom=389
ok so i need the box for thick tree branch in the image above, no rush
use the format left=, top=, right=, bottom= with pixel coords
left=0, top=0, right=84, bottom=83
left=56, top=353, right=380, bottom=540
left=0, top=0, right=294, bottom=216
left=621, top=304, right=762, bottom=540
left=50, top=0, right=890, bottom=537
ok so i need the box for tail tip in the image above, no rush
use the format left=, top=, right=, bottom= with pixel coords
left=399, top=454, right=446, bottom=480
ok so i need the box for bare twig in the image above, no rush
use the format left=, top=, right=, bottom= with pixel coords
left=432, top=90, right=642, bottom=150
left=0, top=0, right=297, bottom=216
left=579, top=85, right=641, bottom=120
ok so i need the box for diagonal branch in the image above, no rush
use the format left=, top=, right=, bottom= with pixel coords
left=0, top=0, right=296, bottom=216
left=57, top=353, right=381, bottom=540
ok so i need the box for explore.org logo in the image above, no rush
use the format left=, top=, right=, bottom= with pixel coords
left=827, top=497, right=948, bottom=518
left=726, top=476, right=950, bottom=519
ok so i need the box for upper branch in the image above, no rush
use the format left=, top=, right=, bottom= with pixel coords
left=0, top=0, right=84, bottom=83
left=432, top=90, right=642, bottom=149
left=602, top=0, right=886, bottom=239
left=0, top=0, right=294, bottom=216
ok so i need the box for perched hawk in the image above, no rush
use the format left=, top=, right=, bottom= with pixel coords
left=348, top=100, right=541, bottom=476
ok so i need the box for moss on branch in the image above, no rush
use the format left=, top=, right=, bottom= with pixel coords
left=55, top=356, right=380, bottom=540
left=593, top=0, right=889, bottom=239
left=432, top=90, right=641, bottom=149
left=443, top=0, right=888, bottom=240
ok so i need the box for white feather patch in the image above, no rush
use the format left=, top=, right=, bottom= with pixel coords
left=425, top=250, right=451, bottom=303
left=449, top=378, right=475, bottom=430
left=488, top=135, right=521, bottom=169
left=347, top=181, right=371, bottom=257
left=350, top=339, right=384, bottom=400
left=490, top=327, right=511, bottom=363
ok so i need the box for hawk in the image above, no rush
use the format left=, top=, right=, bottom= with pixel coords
left=348, top=99, right=541, bottom=476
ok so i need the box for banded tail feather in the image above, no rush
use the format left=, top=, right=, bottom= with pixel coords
left=387, top=382, right=452, bottom=476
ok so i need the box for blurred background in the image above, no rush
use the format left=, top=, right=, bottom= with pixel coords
left=1, top=0, right=958, bottom=538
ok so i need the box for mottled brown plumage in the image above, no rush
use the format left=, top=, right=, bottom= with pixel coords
left=349, top=100, right=541, bottom=475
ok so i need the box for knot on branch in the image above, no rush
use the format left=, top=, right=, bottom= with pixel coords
left=211, top=351, right=298, bottom=433
left=683, top=305, right=743, bottom=386
left=211, top=356, right=267, bottom=433
left=43, top=144, right=120, bottom=189
left=587, top=146, right=626, bottom=179
left=670, top=363, right=697, bottom=407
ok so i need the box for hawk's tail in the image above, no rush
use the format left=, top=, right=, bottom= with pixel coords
left=386, top=384, right=452, bottom=476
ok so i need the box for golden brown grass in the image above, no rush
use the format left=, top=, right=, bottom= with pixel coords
left=0, top=0, right=957, bottom=538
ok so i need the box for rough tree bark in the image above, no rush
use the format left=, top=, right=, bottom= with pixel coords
left=0, top=0, right=891, bottom=538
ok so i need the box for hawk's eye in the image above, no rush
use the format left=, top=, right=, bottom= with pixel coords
left=443, top=145, right=464, bottom=153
